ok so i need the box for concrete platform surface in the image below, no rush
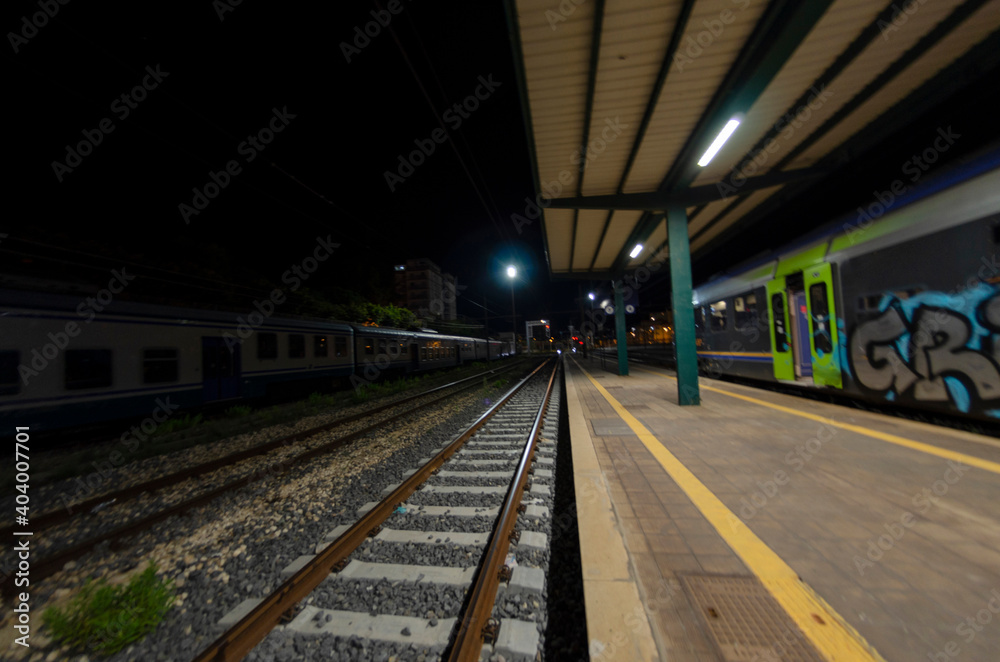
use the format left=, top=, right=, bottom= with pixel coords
left=566, top=355, right=1000, bottom=662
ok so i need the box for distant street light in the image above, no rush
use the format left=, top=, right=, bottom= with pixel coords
left=507, top=265, right=517, bottom=354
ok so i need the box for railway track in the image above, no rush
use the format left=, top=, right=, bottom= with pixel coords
left=0, top=363, right=525, bottom=601
left=194, top=358, right=561, bottom=661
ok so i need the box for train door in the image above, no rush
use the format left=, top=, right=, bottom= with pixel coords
left=456, top=343, right=462, bottom=365
left=410, top=344, right=419, bottom=371
left=202, top=337, right=241, bottom=401
left=765, top=278, right=794, bottom=381
left=803, top=263, right=842, bottom=388
left=765, top=266, right=842, bottom=388
left=792, top=292, right=813, bottom=378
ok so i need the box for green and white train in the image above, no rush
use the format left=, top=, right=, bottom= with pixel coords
left=691, top=151, right=1000, bottom=422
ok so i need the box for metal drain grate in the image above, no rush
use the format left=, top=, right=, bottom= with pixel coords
left=678, top=574, right=824, bottom=662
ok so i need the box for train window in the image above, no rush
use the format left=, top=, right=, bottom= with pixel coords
left=314, top=335, right=328, bottom=358
left=808, top=284, right=833, bottom=354
left=693, top=307, right=704, bottom=330
left=708, top=300, right=727, bottom=332
left=289, top=334, right=305, bottom=358
left=143, top=349, right=178, bottom=384
left=66, top=349, right=112, bottom=390
left=258, top=333, right=278, bottom=359
left=734, top=294, right=759, bottom=329
left=364, top=338, right=375, bottom=355
left=378, top=339, right=387, bottom=355
left=771, top=294, right=788, bottom=351
left=420, top=347, right=427, bottom=360
left=857, top=294, right=882, bottom=311
left=0, top=351, right=20, bottom=395
left=334, top=336, right=347, bottom=358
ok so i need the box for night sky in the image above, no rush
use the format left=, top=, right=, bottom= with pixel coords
left=6, top=1, right=1000, bottom=333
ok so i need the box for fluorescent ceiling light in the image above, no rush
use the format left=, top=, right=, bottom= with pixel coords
left=697, top=118, right=740, bottom=167
left=629, top=244, right=643, bottom=259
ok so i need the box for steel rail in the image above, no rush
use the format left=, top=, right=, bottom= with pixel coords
left=446, top=358, right=559, bottom=661
left=0, top=362, right=527, bottom=602
left=192, top=359, right=552, bottom=662
left=2, top=363, right=519, bottom=540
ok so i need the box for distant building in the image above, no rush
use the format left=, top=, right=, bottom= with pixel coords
left=393, top=258, right=458, bottom=321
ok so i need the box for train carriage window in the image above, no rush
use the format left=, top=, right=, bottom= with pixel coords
left=734, top=294, right=759, bottom=330
left=378, top=339, right=387, bottom=355
left=314, top=335, right=328, bottom=358
left=364, top=338, right=375, bottom=355
left=857, top=294, right=882, bottom=311
left=66, top=349, right=112, bottom=390
left=334, top=336, right=347, bottom=358
left=289, top=334, right=305, bottom=358
left=143, top=348, right=178, bottom=384
left=0, top=351, right=20, bottom=395
left=420, top=347, right=427, bottom=360
left=708, top=300, right=728, bottom=332
left=693, top=307, right=705, bottom=330
left=258, top=333, right=278, bottom=359
left=808, top=284, right=833, bottom=354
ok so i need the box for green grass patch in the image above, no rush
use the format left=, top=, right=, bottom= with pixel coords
left=224, top=405, right=253, bottom=418
left=150, top=413, right=203, bottom=438
left=43, top=563, right=175, bottom=657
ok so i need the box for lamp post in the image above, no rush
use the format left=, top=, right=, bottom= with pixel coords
left=507, top=265, right=517, bottom=355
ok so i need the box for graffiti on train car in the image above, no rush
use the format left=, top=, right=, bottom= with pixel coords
left=849, top=284, right=1000, bottom=414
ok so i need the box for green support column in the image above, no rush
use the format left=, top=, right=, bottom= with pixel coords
left=668, top=205, right=700, bottom=405
left=613, top=280, right=629, bottom=376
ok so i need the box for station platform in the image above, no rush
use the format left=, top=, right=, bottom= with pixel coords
left=564, top=355, right=1000, bottom=661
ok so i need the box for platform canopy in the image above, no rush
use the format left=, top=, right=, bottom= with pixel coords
left=506, top=0, right=1000, bottom=279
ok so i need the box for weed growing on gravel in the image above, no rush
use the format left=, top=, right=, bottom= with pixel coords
left=224, top=405, right=253, bottom=418
left=151, top=413, right=203, bottom=438
left=43, top=563, right=175, bottom=656
left=308, top=392, right=336, bottom=408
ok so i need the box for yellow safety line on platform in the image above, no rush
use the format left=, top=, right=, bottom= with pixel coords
left=577, top=361, right=885, bottom=662
left=635, top=366, right=1000, bottom=476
